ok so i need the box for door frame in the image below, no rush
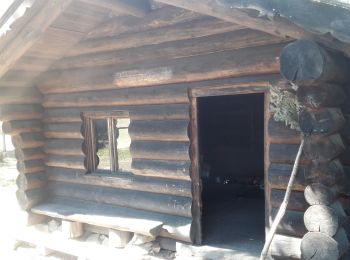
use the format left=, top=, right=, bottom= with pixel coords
left=189, top=82, right=271, bottom=245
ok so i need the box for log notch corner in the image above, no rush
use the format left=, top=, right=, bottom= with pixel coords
left=280, top=39, right=350, bottom=259
left=0, top=87, right=47, bottom=225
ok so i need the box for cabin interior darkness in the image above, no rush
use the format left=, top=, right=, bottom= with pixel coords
left=198, top=93, right=265, bottom=251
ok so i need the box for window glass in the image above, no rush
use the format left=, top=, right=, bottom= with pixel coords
left=95, top=119, right=110, bottom=170
left=116, top=118, right=131, bottom=172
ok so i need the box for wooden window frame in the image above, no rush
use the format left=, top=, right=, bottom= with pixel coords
left=83, top=111, right=130, bottom=173
left=189, top=82, right=270, bottom=245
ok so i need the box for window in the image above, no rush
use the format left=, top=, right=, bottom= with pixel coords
left=83, top=111, right=131, bottom=173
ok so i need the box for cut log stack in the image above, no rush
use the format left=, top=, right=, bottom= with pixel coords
left=280, top=39, right=350, bottom=259
left=0, top=87, right=47, bottom=224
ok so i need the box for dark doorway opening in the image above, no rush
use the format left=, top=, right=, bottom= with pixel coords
left=198, top=93, right=265, bottom=251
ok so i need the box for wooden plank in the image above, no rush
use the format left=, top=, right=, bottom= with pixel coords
left=32, top=197, right=192, bottom=241
left=270, top=189, right=308, bottom=212
left=132, top=159, right=191, bottom=180
left=70, top=17, right=244, bottom=56
left=40, top=43, right=282, bottom=94
left=131, top=140, right=190, bottom=161
left=268, top=116, right=301, bottom=144
left=56, top=29, right=287, bottom=70
left=129, top=120, right=189, bottom=141
left=79, top=0, right=151, bottom=17
left=0, top=0, right=73, bottom=78
left=46, top=168, right=192, bottom=197
left=269, top=143, right=310, bottom=164
left=268, top=163, right=308, bottom=191
left=48, top=181, right=192, bottom=218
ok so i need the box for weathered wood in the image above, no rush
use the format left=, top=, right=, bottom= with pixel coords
left=304, top=134, right=345, bottom=162
left=79, top=0, right=150, bottom=17
left=0, top=88, right=41, bottom=105
left=0, top=0, right=73, bottom=78
left=301, top=229, right=349, bottom=260
left=40, top=44, right=282, bottom=94
left=304, top=203, right=346, bottom=236
left=297, top=84, right=346, bottom=109
left=308, top=160, right=345, bottom=187
left=304, top=183, right=339, bottom=206
left=16, top=172, right=47, bottom=191
left=44, top=139, right=84, bottom=156
left=45, top=155, right=86, bottom=170
left=267, top=117, right=301, bottom=144
left=32, top=197, right=192, bottom=241
left=44, top=123, right=83, bottom=139
left=299, top=108, right=345, bottom=136
left=108, top=229, right=132, bottom=248
left=129, top=120, right=189, bottom=141
left=48, top=181, right=192, bottom=218
left=268, top=163, right=308, bottom=191
left=0, top=104, right=43, bottom=121
left=12, top=132, right=45, bottom=149
left=269, top=234, right=301, bottom=259
left=131, top=141, right=190, bottom=161
left=85, top=6, right=201, bottom=40
left=47, top=169, right=192, bottom=197
left=16, top=188, right=47, bottom=210
left=18, top=211, right=48, bottom=227
left=280, top=39, right=350, bottom=84
left=2, top=120, right=42, bottom=135
left=56, top=29, right=286, bottom=70
left=270, top=189, right=308, bottom=212
left=61, top=220, right=83, bottom=239
left=70, top=17, right=244, bottom=56
left=271, top=208, right=306, bottom=237
left=15, top=147, right=45, bottom=161
left=132, top=159, right=190, bottom=180
left=17, top=159, right=45, bottom=174
left=269, top=143, right=309, bottom=164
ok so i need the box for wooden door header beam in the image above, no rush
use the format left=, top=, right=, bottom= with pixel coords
left=0, top=0, right=73, bottom=79
left=156, top=0, right=350, bottom=57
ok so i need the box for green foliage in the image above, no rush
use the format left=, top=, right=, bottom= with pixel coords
left=269, top=85, right=303, bottom=131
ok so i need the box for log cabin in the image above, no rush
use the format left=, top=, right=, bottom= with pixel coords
left=0, top=0, right=350, bottom=259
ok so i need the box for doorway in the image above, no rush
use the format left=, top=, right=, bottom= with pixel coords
left=190, top=84, right=268, bottom=251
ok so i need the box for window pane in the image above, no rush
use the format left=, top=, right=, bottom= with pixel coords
left=95, top=119, right=110, bottom=170
left=116, top=118, right=131, bottom=172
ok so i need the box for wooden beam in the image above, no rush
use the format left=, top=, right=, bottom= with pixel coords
left=0, top=0, right=73, bottom=79
left=79, top=0, right=151, bottom=17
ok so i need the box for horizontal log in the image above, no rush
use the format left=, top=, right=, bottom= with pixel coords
left=40, top=43, right=282, bottom=94
left=304, top=183, right=338, bottom=206
left=304, top=203, right=346, bottom=236
left=299, top=108, right=345, bottom=136
left=309, top=160, right=345, bottom=187
left=280, top=39, right=350, bottom=84
left=48, top=181, right=192, bottom=218
left=15, top=147, right=45, bottom=161
left=16, top=188, right=47, bottom=210
left=79, top=0, right=151, bottom=17
left=47, top=168, right=191, bottom=197
left=129, top=120, right=189, bottom=141
left=44, top=139, right=84, bottom=156
left=70, top=17, right=244, bottom=55
left=131, top=141, right=190, bottom=161
left=45, top=155, right=86, bottom=170
left=2, top=120, right=43, bottom=135
left=44, top=104, right=190, bottom=123
left=17, top=159, right=45, bottom=174
left=269, top=234, right=301, bottom=259
left=271, top=208, right=306, bottom=238
left=85, top=6, right=201, bottom=40
left=270, top=189, right=308, bottom=212
left=268, top=163, right=308, bottom=191
left=0, top=88, right=41, bottom=105
left=301, top=229, right=349, bottom=260
left=56, top=29, right=286, bottom=70
left=32, top=197, right=193, bottom=242
left=44, top=123, right=83, bottom=139
left=132, top=159, right=190, bottom=180
left=0, top=104, right=43, bottom=121
left=12, top=132, right=45, bottom=149
left=297, top=84, right=346, bottom=109
left=267, top=117, right=301, bottom=144
left=304, top=134, right=345, bottom=162
left=269, top=143, right=309, bottom=164
left=16, top=172, right=47, bottom=191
